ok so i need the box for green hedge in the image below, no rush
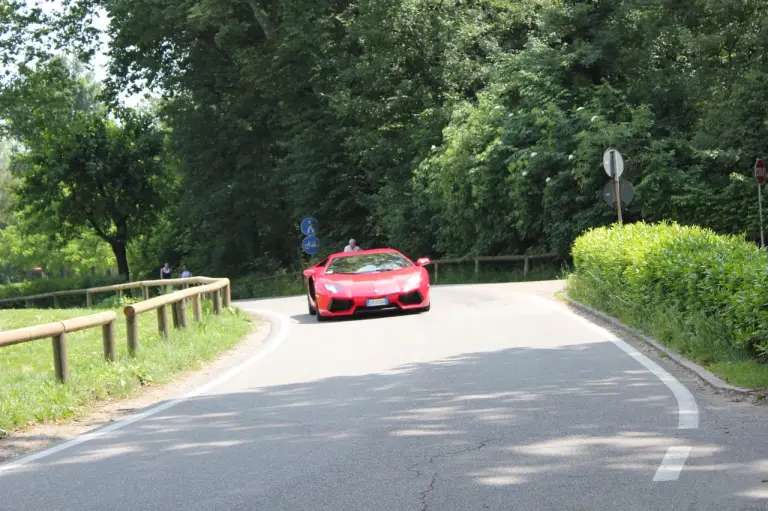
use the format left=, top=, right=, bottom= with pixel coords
left=570, top=221, right=768, bottom=364
left=0, top=275, right=125, bottom=309
left=230, top=272, right=305, bottom=300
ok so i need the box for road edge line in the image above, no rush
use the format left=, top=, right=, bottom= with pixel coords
left=525, top=293, right=698, bottom=483
left=528, top=294, right=699, bottom=430
left=0, top=307, right=293, bottom=475
left=560, top=296, right=759, bottom=398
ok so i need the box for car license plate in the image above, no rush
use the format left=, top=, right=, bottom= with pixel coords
left=367, top=298, right=388, bottom=307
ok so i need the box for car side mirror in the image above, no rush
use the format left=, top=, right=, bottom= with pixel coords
left=303, top=268, right=315, bottom=277
left=416, top=257, right=431, bottom=266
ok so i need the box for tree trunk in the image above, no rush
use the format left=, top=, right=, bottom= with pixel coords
left=110, top=240, right=130, bottom=280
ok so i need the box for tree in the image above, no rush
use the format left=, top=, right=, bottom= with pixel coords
left=0, top=217, right=114, bottom=280
left=0, top=57, right=169, bottom=279
left=0, top=138, right=16, bottom=225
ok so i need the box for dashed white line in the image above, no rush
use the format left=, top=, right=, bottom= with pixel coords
left=653, top=446, right=692, bottom=482
left=0, top=307, right=293, bottom=475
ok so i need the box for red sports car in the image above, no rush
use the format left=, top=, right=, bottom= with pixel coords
left=303, top=248, right=431, bottom=321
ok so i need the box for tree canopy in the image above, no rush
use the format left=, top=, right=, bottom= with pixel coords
left=1, top=0, right=767, bottom=279
left=0, top=58, right=169, bottom=279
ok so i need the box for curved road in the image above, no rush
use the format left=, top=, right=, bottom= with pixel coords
left=1, top=282, right=767, bottom=510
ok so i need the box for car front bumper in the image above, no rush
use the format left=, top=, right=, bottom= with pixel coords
left=316, top=289, right=429, bottom=317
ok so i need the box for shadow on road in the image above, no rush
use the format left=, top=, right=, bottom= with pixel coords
left=290, top=309, right=424, bottom=325
left=0, top=343, right=764, bottom=510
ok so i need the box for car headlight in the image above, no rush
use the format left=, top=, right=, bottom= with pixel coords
left=324, top=283, right=342, bottom=294
left=403, top=273, right=421, bottom=291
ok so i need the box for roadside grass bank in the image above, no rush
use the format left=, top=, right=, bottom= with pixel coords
left=566, top=222, right=768, bottom=389
left=231, top=261, right=567, bottom=300
left=0, top=303, right=253, bottom=432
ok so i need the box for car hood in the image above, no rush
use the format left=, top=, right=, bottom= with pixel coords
left=317, top=268, right=423, bottom=296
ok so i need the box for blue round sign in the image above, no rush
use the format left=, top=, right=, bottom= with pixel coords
left=300, top=217, right=318, bottom=236
left=302, top=236, right=320, bottom=255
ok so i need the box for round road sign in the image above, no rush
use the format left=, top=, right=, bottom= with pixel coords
left=602, top=178, right=634, bottom=208
left=302, top=236, right=319, bottom=255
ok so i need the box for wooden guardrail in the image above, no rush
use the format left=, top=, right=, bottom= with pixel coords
left=0, top=276, right=231, bottom=308
left=430, top=253, right=558, bottom=284
left=0, top=276, right=232, bottom=383
left=123, top=278, right=230, bottom=355
left=0, top=311, right=117, bottom=383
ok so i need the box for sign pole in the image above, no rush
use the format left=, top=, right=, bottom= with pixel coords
left=759, top=183, right=764, bottom=248
left=610, top=150, right=623, bottom=224
left=755, top=159, right=766, bottom=248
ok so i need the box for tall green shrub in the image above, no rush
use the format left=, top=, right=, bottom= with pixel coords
left=571, top=221, right=768, bottom=359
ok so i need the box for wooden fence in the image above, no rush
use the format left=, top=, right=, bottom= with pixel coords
left=430, top=253, right=558, bottom=284
left=0, top=276, right=231, bottom=383
left=0, top=311, right=117, bottom=383
left=0, top=276, right=229, bottom=308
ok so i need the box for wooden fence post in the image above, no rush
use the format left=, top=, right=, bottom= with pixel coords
left=213, top=289, right=222, bottom=315
left=127, top=316, right=139, bottom=356
left=116, top=289, right=123, bottom=299
left=434, top=262, right=439, bottom=284
left=192, top=294, right=203, bottom=322
left=176, top=300, right=188, bottom=328
left=171, top=302, right=180, bottom=328
left=474, top=258, right=480, bottom=277
left=86, top=292, right=93, bottom=308
left=224, top=284, right=231, bottom=307
left=25, top=299, right=33, bottom=309
left=53, top=293, right=60, bottom=308
left=524, top=256, right=530, bottom=277
left=102, top=321, right=117, bottom=362
left=52, top=333, right=69, bottom=383
left=142, top=286, right=149, bottom=300
left=157, top=304, right=170, bottom=337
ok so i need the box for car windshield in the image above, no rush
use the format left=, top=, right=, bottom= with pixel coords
left=325, top=252, right=413, bottom=274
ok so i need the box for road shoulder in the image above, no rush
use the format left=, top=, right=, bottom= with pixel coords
left=0, top=313, right=271, bottom=465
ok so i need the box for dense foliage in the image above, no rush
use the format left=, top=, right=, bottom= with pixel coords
left=0, top=58, right=170, bottom=279
left=2, top=0, right=768, bottom=280
left=570, top=222, right=768, bottom=364
left=0, top=274, right=124, bottom=309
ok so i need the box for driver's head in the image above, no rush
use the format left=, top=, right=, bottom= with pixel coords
left=349, top=238, right=356, bottom=247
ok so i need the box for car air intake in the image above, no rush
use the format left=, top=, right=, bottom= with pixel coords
left=328, top=299, right=354, bottom=312
left=399, top=291, right=423, bottom=306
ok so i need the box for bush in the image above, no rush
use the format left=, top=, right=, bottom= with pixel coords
left=0, top=275, right=125, bottom=309
left=569, top=221, right=768, bottom=364
left=230, top=272, right=305, bottom=300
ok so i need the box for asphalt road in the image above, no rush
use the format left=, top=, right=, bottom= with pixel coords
left=1, top=281, right=767, bottom=510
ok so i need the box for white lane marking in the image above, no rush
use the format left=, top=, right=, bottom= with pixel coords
left=0, top=307, right=293, bottom=475
left=528, top=294, right=699, bottom=430
left=523, top=294, right=698, bottom=483
left=653, top=446, right=692, bottom=482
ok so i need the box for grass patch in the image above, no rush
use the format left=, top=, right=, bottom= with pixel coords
left=567, top=273, right=768, bottom=389
left=0, top=302, right=253, bottom=432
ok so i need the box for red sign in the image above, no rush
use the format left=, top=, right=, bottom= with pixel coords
left=756, top=159, right=766, bottom=185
